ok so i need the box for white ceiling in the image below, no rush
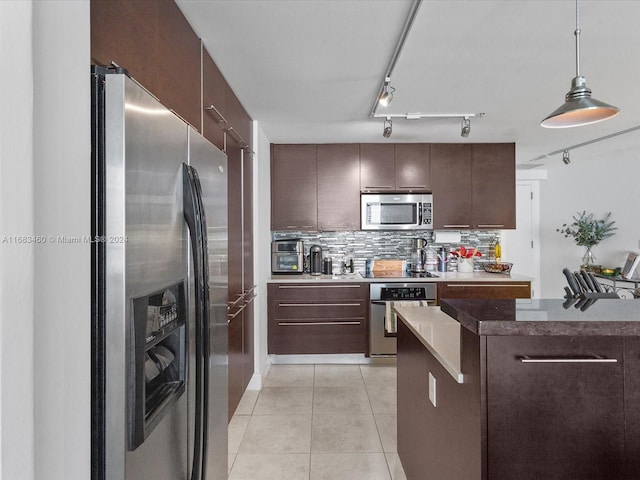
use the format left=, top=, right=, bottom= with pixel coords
left=176, top=0, right=640, bottom=168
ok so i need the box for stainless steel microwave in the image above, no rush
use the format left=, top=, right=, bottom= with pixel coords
left=361, top=193, right=433, bottom=230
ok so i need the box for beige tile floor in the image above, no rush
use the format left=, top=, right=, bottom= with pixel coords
left=228, top=364, right=408, bottom=480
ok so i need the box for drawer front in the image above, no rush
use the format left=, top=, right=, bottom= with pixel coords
left=268, top=321, right=366, bottom=355
left=437, top=282, right=530, bottom=303
left=273, top=301, right=366, bottom=321
left=269, top=283, right=367, bottom=301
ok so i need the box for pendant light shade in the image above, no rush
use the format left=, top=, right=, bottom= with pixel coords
left=541, top=0, right=619, bottom=128
left=541, top=76, right=619, bottom=128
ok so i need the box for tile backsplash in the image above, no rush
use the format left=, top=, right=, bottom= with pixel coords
left=273, top=230, right=501, bottom=272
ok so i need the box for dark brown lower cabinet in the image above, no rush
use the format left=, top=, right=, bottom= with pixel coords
left=398, top=326, right=634, bottom=480
left=228, top=313, right=244, bottom=422
left=398, top=321, right=482, bottom=480
left=267, top=283, right=368, bottom=355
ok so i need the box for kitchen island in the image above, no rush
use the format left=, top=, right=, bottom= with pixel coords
left=396, top=298, right=640, bottom=480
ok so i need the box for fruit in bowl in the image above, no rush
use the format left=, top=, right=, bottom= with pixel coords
left=483, top=262, right=513, bottom=274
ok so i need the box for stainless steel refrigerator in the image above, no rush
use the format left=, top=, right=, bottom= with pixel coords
left=91, top=67, right=228, bottom=480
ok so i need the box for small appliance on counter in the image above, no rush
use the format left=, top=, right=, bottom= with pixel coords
left=309, top=245, right=323, bottom=276
left=410, top=238, right=428, bottom=273
left=271, top=239, right=304, bottom=274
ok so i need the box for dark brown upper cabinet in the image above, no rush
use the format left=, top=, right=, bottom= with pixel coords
left=360, top=143, right=431, bottom=192
left=91, top=0, right=201, bottom=131
left=156, top=0, right=201, bottom=130
left=360, top=143, right=396, bottom=191
left=471, top=143, right=516, bottom=229
left=91, top=0, right=159, bottom=94
left=395, top=143, right=431, bottom=191
left=317, top=144, right=361, bottom=231
left=202, top=46, right=227, bottom=151
left=271, top=144, right=318, bottom=231
left=430, top=144, right=473, bottom=229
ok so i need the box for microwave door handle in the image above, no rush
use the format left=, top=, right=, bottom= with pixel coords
left=418, top=202, right=423, bottom=226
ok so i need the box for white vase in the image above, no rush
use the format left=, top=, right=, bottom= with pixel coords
left=457, top=257, right=474, bottom=273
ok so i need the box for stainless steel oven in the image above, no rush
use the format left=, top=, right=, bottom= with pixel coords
left=369, top=283, right=437, bottom=356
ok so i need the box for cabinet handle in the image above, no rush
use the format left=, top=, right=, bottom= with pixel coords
left=477, top=224, right=505, bottom=228
left=228, top=293, right=246, bottom=307
left=398, top=185, right=428, bottom=189
left=279, top=303, right=362, bottom=307
left=443, top=224, right=471, bottom=228
left=278, top=321, right=362, bottom=326
left=285, top=225, right=299, bottom=229
left=279, top=285, right=361, bottom=289
left=363, top=186, right=393, bottom=189
left=227, top=303, right=246, bottom=322
left=203, top=104, right=229, bottom=125
left=519, top=356, right=618, bottom=364
left=320, top=225, right=349, bottom=230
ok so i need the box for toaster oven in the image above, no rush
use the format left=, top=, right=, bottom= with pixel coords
left=271, top=239, right=304, bottom=274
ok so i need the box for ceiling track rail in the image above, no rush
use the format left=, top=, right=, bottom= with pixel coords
left=530, top=124, right=640, bottom=162
left=369, top=0, right=423, bottom=117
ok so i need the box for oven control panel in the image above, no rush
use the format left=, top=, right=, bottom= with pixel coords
left=381, top=287, right=428, bottom=301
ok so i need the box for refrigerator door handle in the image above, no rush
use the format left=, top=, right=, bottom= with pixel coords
left=182, top=163, right=211, bottom=480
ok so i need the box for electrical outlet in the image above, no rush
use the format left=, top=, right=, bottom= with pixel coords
left=429, top=372, right=437, bottom=407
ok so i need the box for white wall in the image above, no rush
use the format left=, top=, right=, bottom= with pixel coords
left=539, top=140, right=640, bottom=298
left=252, top=122, right=272, bottom=385
left=32, top=2, right=91, bottom=479
left=0, top=2, right=91, bottom=479
left=0, top=2, right=35, bottom=478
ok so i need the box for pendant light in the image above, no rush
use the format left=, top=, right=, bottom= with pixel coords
left=541, top=0, right=619, bottom=128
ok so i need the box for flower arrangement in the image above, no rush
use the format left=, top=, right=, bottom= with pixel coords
left=450, top=246, right=482, bottom=259
left=557, top=211, right=616, bottom=247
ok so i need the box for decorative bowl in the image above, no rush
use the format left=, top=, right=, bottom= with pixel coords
left=483, top=262, right=513, bottom=274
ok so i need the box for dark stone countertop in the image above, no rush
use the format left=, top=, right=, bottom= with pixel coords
left=440, top=298, right=640, bottom=336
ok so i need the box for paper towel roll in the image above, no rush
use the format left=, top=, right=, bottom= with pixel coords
left=434, top=230, right=462, bottom=244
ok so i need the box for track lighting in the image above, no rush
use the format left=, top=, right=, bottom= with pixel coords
left=379, top=77, right=395, bottom=107
left=541, top=0, right=619, bottom=128
left=461, top=117, right=471, bottom=137
left=383, top=117, right=392, bottom=138
left=562, top=150, right=571, bottom=164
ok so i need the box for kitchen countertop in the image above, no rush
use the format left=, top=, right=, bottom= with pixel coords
left=440, top=298, right=640, bottom=336
left=268, top=271, right=532, bottom=283
left=395, top=305, right=464, bottom=383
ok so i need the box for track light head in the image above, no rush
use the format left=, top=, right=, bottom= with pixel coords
left=379, top=77, right=395, bottom=107
left=383, top=117, right=392, bottom=138
left=461, top=117, right=471, bottom=137
left=562, top=150, right=571, bottom=164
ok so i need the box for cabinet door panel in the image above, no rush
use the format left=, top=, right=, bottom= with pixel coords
left=472, top=144, right=515, bottom=229
left=624, top=337, right=640, bottom=476
left=395, top=143, right=430, bottom=191
left=91, top=0, right=159, bottom=94
left=271, top=145, right=317, bottom=231
left=201, top=47, right=226, bottom=151
left=317, top=144, right=360, bottom=230
left=156, top=0, right=201, bottom=130
left=430, top=144, right=472, bottom=229
left=486, top=336, right=625, bottom=480
left=360, top=143, right=395, bottom=191
left=228, top=314, right=243, bottom=420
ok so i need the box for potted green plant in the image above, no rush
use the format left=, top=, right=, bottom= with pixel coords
left=557, top=211, right=616, bottom=270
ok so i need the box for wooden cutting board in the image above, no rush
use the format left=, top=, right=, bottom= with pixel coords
left=371, top=259, right=405, bottom=273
